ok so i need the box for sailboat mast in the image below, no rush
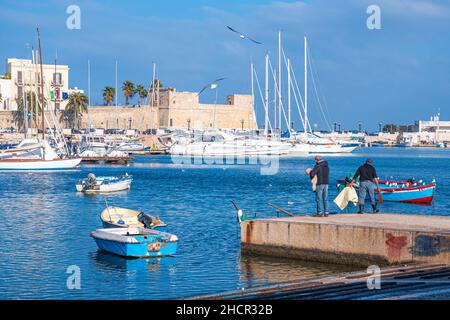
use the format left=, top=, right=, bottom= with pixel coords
left=264, top=53, right=269, bottom=136
left=115, top=60, right=118, bottom=128
left=304, top=36, right=308, bottom=134
left=278, top=30, right=282, bottom=131
left=288, top=58, right=291, bottom=131
left=87, top=60, right=91, bottom=129
left=37, top=28, right=45, bottom=159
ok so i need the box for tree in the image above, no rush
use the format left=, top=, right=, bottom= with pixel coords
left=149, top=79, right=163, bottom=90
left=122, top=81, right=135, bottom=106
left=60, top=92, right=88, bottom=129
left=136, top=84, right=147, bottom=106
left=103, top=86, right=115, bottom=106
left=13, top=91, right=41, bottom=131
left=2, top=72, right=11, bottom=79
left=382, top=124, right=398, bottom=134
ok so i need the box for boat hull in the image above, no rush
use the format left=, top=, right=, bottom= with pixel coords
left=378, top=185, right=435, bottom=203
left=91, top=228, right=177, bottom=258
left=337, top=180, right=436, bottom=204
left=0, top=158, right=81, bottom=170
left=76, top=178, right=132, bottom=193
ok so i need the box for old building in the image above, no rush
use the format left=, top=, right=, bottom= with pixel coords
left=1, top=57, right=70, bottom=111
left=80, top=88, right=257, bottom=131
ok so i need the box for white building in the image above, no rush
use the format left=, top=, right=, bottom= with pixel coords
left=1, top=57, right=72, bottom=111
left=416, top=114, right=450, bottom=133
left=401, top=114, right=450, bottom=144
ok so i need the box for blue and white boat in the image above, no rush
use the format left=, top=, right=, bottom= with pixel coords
left=76, top=173, right=132, bottom=193
left=100, top=206, right=166, bottom=230
left=91, top=227, right=178, bottom=258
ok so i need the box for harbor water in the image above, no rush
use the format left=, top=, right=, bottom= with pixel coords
left=1, top=147, right=449, bottom=299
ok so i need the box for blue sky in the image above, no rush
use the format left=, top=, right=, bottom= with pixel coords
left=1, top=0, right=449, bottom=131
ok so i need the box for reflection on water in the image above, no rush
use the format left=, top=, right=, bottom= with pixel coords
left=1, top=148, right=449, bottom=299
left=90, top=251, right=176, bottom=273
left=239, top=254, right=355, bottom=288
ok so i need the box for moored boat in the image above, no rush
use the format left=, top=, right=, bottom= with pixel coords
left=90, top=227, right=178, bottom=258
left=76, top=173, right=132, bottom=193
left=100, top=206, right=166, bottom=230
left=337, top=178, right=436, bottom=204
left=0, top=139, right=81, bottom=170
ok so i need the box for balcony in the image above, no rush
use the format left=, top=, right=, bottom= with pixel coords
left=51, top=80, right=64, bottom=87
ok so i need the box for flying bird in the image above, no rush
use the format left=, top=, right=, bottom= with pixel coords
left=197, top=78, right=226, bottom=96
left=226, top=26, right=262, bottom=44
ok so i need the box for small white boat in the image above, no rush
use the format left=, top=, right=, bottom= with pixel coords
left=76, top=173, right=132, bottom=193
left=100, top=206, right=166, bottom=230
left=117, top=142, right=150, bottom=152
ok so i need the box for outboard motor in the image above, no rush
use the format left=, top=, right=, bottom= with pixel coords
left=137, top=212, right=154, bottom=228
left=86, top=173, right=97, bottom=189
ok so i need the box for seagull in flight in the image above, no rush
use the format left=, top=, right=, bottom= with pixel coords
left=226, top=26, right=262, bottom=44
left=197, top=78, right=226, bottom=96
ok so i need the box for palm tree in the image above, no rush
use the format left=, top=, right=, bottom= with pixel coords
left=122, top=81, right=135, bottom=106
left=13, top=91, right=41, bottom=131
left=60, top=92, right=88, bottom=129
left=150, top=79, right=163, bottom=90
left=136, top=84, right=147, bottom=106
left=103, top=86, right=115, bottom=106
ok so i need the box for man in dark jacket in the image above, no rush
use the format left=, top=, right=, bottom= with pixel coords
left=310, top=155, right=330, bottom=217
left=351, top=158, right=380, bottom=214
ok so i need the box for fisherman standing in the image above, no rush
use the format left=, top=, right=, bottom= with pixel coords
left=309, top=155, right=330, bottom=217
left=351, top=158, right=380, bottom=214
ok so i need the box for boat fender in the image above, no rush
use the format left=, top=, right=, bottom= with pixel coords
left=118, top=219, right=125, bottom=225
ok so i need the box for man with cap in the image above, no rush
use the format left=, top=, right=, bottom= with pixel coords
left=350, top=158, right=380, bottom=214
left=309, top=155, right=330, bottom=217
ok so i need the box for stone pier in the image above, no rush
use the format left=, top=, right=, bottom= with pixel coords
left=241, top=214, right=450, bottom=267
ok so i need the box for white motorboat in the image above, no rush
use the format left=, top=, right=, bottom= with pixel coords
left=76, top=173, right=132, bottom=193
left=288, top=133, right=358, bottom=155
left=169, top=130, right=292, bottom=156
left=78, top=135, right=128, bottom=158
left=117, top=141, right=150, bottom=152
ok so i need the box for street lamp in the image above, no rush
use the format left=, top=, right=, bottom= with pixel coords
left=240, top=119, right=244, bottom=130
left=187, top=118, right=191, bottom=131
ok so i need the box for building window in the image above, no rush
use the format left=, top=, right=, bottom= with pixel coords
left=17, top=71, right=23, bottom=84
left=53, top=73, right=62, bottom=85
left=169, top=118, right=173, bottom=127
left=55, top=102, right=60, bottom=110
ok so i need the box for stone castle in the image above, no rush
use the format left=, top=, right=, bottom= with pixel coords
left=0, top=87, right=258, bottom=131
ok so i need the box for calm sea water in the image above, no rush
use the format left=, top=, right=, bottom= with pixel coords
left=0, top=147, right=449, bottom=299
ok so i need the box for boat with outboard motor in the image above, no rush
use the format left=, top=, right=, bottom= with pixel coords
left=100, top=206, right=166, bottom=230
left=76, top=173, right=132, bottom=193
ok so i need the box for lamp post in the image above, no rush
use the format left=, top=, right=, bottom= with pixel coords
left=187, top=118, right=191, bottom=131
left=240, top=119, right=244, bottom=130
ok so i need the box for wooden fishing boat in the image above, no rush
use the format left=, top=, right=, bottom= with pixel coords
left=91, top=227, right=178, bottom=258
left=337, top=179, right=436, bottom=204
left=100, top=206, right=166, bottom=230
left=76, top=173, right=132, bottom=193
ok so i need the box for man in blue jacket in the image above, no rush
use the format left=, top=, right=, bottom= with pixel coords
left=351, top=158, right=380, bottom=214
left=310, top=155, right=330, bottom=217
